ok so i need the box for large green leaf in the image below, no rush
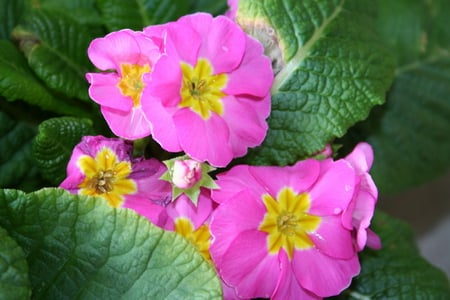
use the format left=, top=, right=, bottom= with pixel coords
left=347, top=212, right=450, bottom=298
left=0, top=40, right=85, bottom=116
left=96, top=0, right=193, bottom=31
left=0, top=111, right=44, bottom=191
left=0, top=0, right=25, bottom=39
left=33, top=117, right=95, bottom=186
left=189, top=0, right=228, bottom=15
left=0, top=188, right=222, bottom=299
left=345, top=0, right=450, bottom=193
left=236, top=0, right=395, bottom=165
left=0, top=226, right=31, bottom=300
left=12, top=8, right=97, bottom=101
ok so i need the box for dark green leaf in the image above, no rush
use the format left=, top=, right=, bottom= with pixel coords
left=97, top=0, right=192, bottom=31
left=13, top=8, right=97, bottom=101
left=0, top=110, right=43, bottom=191
left=0, top=226, right=31, bottom=300
left=237, top=0, right=395, bottom=165
left=0, top=188, right=222, bottom=299
left=348, top=212, right=450, bottom=299
left=0, top=0, right=25, bottom=39
left=344, top=0, right=450, bottom=193
left=33, top=117, right=95, bottom=185
left=0, top=40, right=86, bottom=116
left=189, top=0, right=228, bottom=15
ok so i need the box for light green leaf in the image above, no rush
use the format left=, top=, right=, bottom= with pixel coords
left=33, top=117, right=94, bottom=185
left=0, top=226, right=31, bottom=300
left=0, top=0, right=25, bottom=39
left=348, top=212, right=450, bottom=298
left=345, top=0, right=450, bottom=193
left=237, top=0, right=395, bottom=165
left=13, top=8, right=97, bottom=101
left=0, top=188, right=222, bottom=299
left=97, top=0, right=192, bottom=31
left=0, top=110, right=44, bottom=191
left=0, top=40, right=85, bottom=116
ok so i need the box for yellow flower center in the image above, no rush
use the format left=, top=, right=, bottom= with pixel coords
left=258, top=187, right=321, bottom=260
left=179, top=59, right=228, bottom=119
left=174, top=217, right=211, bottom=262
left=77, top=147, right=136, bottom=207
left=117, top=63, right=150, bottom=107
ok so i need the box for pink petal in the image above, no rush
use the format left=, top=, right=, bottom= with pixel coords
left=345, top=142, right=374, bottom=173
left=100, top=106, right=151, bottom=140
left=271, top=251, right=320, bottom=300
left=166, top=191, right=213, bottom=229
left=310, top=215, right=355, bottom=259
left=88, top=29, right=149, bottom=70
left=309, top=160, right=356, bottom=216
left=224, top=36, right=273, bottom=97
left=86, top=72, right=132, bottom=112
left=210, top=190, right=266, bottom=267
left=293, top=250, right=360, bottom=297
left=366, top=229, right=382, bottom=250
left=173, top=109, right=233, bottom=167
left=222, top=95, right=270, bottom=157
left=164, top=20, right=202, bottom=66
left=218, top=230, right=280, bottom=299
left=122, top=195, right=167, bottom=227
left=248, top=160, right=321, bottom=197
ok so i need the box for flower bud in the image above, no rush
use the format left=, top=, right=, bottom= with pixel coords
left=172, top=159, right=202, bottom=189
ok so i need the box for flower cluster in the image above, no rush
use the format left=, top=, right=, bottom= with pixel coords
left=60, top=10, right=381, bottom=300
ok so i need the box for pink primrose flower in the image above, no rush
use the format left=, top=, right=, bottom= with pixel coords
left=86, top=29, right=162, bottom=140
left=162, top=190, right=214, bottom=261
left=142, top=13, right=273, bottom=167
left=341, top=142, right=381, bottom=251
left=210, top=160, right=361, bottom=299
left=60, top=136, right=171, bottom=225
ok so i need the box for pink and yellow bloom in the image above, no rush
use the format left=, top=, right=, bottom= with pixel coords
left=142, top=13, right=273, bottom=167
left=210, top=160, right=361, bottom=299
left=60, top=136, right=171, bottom=224
left=86, top=29, right=162, bottom=140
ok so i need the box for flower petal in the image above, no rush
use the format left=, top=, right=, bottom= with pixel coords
left=293, top=249, right=360, bottom=297
left=86, top=73, right=132, bottom=112
left=100, top=106, right=151, bottom=140
left=122, top=195, right=167, bottom=226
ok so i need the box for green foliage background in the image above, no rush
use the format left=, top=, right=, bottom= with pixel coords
left=0, top=0, right=448, bottom=298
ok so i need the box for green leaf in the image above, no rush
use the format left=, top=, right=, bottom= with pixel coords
left=0, top=226, right=31, bottom=300
left=0, top=188, right=222, bottom=299
left=0, top=40, right=85, bottom=116
left=13, top=8, right=97, bottom=101
left=33, top=117, right=95, bottom=185
left=97, top=0, right=192, bottom=31
left=189, top=0, right=228, bottom=15
left=0, top=110, right=44, bottom=191
left=0, top=0, right=25, bottom=39
left=348, top=212, right=450, bottom=298
left=25, top=0, right=103, bottom=26
left=345, top=0, right=450, bottom=193
left=237, top=0, right=395, bottom=165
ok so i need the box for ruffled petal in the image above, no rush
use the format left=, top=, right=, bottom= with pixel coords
left=100, top=106, right=151, bottom=140
left=166, top=191, right=213, bottom=229
left=86, top=72, right=132, bottom=112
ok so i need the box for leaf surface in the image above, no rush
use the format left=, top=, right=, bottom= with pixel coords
left=0, top=188, right=222, bottom=299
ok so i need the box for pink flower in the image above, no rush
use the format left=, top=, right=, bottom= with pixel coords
left=60, top=136, right=171, bottom=225
left=342, top=142, right=381, bottom=251
left=142, top=13, right=273, bottom=167
left=226, top=0, right=239, bottom=19
left=162, top=190, right=214, bottom=261
left=210, top=160, right=360, bottom=299
left=172, top=159, right=202, bottom=189
left=86, top=29, right=162, bottom=140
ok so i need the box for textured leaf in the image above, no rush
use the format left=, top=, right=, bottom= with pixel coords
left=0, top=0, right=25, bottom=39
left=33, top=117, right=95, bottom=185
left=0, top=226, right=31, bottom=300
left=25, top=0, right=102, bottom=26
left=0, top=110, right=43, bottom=191
left=0, top=40, right=85, bottom=116
left=97, top=0, right=192, bottom=31
left=189, top=0, right=228, bottom=15
left=12, top=8, right=97, bottom=101
left=348, top=212, right=450, bottom=299
left=0, top=188, right=222, bottom=299
left=345, top=0, right=450, bottom=193
left=237, top=0, right=395, bottom=165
